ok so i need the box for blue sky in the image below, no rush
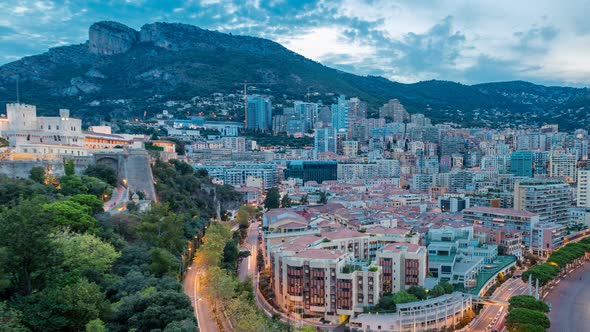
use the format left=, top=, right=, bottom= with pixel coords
left=0, top=0, right=589, bottom=87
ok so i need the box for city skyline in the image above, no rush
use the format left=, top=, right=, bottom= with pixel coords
left=1, top=0, right=590, bottom=87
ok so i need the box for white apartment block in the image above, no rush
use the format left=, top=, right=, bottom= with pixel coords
left=549, top=152, right=577, bottom=183
left=577, top=169, right=590, bottom=207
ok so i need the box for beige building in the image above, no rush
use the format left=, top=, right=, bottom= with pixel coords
left=266, top=227, right=427, bottom=323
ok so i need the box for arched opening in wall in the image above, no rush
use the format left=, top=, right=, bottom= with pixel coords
left=95, top=156, right=119, bottom=174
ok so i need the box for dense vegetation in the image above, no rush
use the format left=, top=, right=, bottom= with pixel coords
left=0, top=158, right=240, bottom=331
left=506, top=296, right=551, bottom=332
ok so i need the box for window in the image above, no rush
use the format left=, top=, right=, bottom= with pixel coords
left=56, top=125, right=59, bottom=130
left=48, top=125, right=51, bottom=130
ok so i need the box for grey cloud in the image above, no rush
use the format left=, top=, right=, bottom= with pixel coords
left=513, top=25, right=559, bottom=54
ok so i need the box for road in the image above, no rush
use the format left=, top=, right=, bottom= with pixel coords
left=238, top=222, right=259, bottom=282
left=468, top=277, right=528, bottom=331
left=546, top=262, right=590, bottom=332
left=183, top=263, right=219, bottom=332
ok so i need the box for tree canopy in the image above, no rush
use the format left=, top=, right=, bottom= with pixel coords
left=264, top=187, right=280, bottom=209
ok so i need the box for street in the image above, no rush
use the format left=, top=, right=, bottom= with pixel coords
left=546, top=262, right=590, bottom=332
left=238, top=222, right=260, bottom=282
left=468, top=277, right=528, bottom=331
left=182, top=262, right=219, bottom=332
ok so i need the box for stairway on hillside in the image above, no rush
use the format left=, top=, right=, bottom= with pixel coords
left=124, top=150, right=157, bottom=202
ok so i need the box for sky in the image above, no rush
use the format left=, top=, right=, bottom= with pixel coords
left=0, top=0, right=589, bottom=87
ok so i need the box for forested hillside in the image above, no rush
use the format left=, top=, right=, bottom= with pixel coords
left=0, top=159, right=240, bottom=331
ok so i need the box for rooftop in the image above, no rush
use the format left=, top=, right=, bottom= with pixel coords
left=292, top=248, right=345, bottom=260
left=382, top=242, right=421, bottom=253
left=463, top=206, right=539, bottom=218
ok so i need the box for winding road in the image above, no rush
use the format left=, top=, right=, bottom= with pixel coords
left=183, top=263, right=219, bottom=332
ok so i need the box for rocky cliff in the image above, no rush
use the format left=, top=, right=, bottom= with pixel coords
left=89, top=21, right=139, bottom=55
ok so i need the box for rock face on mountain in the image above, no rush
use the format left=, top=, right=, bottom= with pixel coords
left=89, top=21, right=139, bottom=55
left=0, top=21, right=588, bottom=130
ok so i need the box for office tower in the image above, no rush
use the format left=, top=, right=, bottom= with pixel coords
left=331, top=95, right=348, bottom=133
left=510, top=151, right=534, bottom=177
left=246, top=95, right=272, bottom=131
left=314, top=128, right=337, bottom=156
left=293, top=101, right=319, bottom=133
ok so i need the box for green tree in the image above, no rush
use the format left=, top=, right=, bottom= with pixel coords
left=30, top=166, right=46, bottom=184
left=226, top=293, right=269, bottom=332
left=82, top=176, right=112, bottom=198
left=0, top=198, right=56, bottom=295
left=86, top=319, right=107, bottom=332
left=299, top=194, right=309, bottom=205
left=318, top=191, right=328, bottom=204
left=64, top=159, right=75, bottom=176
left=135, top=203, right=186, bottom=255
left=509, top=295, right=550, bottom=313
left=52, top=231, right=120, bottom=279
left=202, top=266, right=238, bottom=308
left=0, top=302, right=29, bottom=332
left=0, top=248, right=11, bottom=292
left=280, top=193, right=292, bottom=208
left=430, top=284, right=446, bottom=297
left=163, top=319, right=198, bottom=332
left=296, top=326, right=316, bottom=332
left=84, top=164, right=118, bottom=186
left=68, top=194, right=105, bottom=215
left=407, top=285, right=428, bottom=300
left=506, top=308, right=550, bottom=331
left=264, top=187, right=280, bottom=209
left=59, top=280, right=110, bottom=331
left=376, top=293, right=396, bottom=311
left=150, top=247, right=180, bottom=277
left=19, top=279, right=109, bottom=331
left=440, top=280, right=454, bottom=294
left=60, top=175, right=88, bottom=196
left=392, top=291, right=418, bottom=304
left=110, top=287, right=196, bottom=332
left=43, top=200, right=98, bottom=233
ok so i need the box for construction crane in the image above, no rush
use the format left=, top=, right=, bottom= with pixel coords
left=235, top=80, right=274, bottom=128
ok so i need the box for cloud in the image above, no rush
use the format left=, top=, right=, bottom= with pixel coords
left=0, top=0, right=588, bottom=86
left=513, top=26, right=559, bottom=54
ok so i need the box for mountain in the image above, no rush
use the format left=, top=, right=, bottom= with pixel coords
left=0, top=21, right=589, bottom=130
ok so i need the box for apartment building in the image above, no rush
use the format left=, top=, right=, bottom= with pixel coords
left=513, top=179, right=571, bottom=225
left=531, top=222, right=565, bottom=257
left=266, top=228, right=427, bottom=323
left=463, top=206, right=540, bottom=252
